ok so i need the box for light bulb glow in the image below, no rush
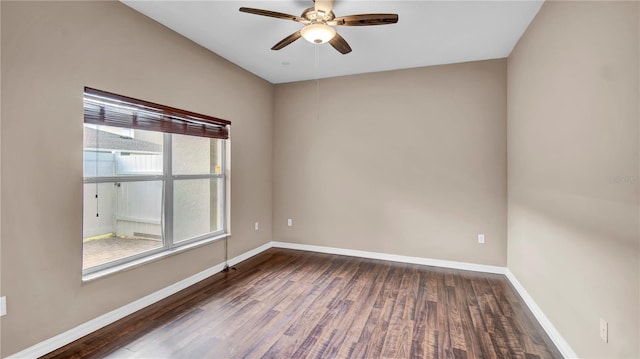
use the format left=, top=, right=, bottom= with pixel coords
left=301, top=23, right=336, bottom=44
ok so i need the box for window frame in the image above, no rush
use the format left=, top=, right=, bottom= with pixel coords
left=167, top=133, right=227, bottom=246
left=82, top=89, right=229, bottom=280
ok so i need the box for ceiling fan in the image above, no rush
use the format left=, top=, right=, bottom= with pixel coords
left=239, top=0, right=398, bottom=54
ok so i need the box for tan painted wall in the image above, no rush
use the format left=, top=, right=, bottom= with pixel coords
left=0, top=1, right=273, bottom=356
left=507, top=1, right=639, bottom=357
left=273, top=59, right=507, bottom=266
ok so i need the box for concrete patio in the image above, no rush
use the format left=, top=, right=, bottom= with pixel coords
left=83, top=236, right=162, bottom=269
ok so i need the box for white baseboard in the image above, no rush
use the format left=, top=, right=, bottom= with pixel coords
left=505, top=269, right=578, bottom=359
left=227, top=242, right=272, bottom=267
left=8, top=240, right=575, bottom=359
left=7, top=242, right=272, bottom=359
left=271, top=241, right=507, bottom=274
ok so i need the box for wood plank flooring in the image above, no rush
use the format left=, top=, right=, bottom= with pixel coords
left=43, top=248, right=562, bottom=359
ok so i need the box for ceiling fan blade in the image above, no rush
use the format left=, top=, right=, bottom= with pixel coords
left=334, top=14, right=399, bottom=26
left=329, top=33, right=352, bottom=54
left=315, top=0, right=334, bottom=15
left=271, top=31, right=302, bottom=50
left=239, top=7, right=305, bottom=22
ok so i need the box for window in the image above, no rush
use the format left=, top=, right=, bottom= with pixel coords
left=82, top=88, right=230, bottom=277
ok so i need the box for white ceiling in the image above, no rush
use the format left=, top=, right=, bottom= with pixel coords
left=121, top=0, right=543, bottom=84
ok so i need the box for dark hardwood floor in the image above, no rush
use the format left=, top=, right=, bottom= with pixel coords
left=43, top=248, right=562, bottom=359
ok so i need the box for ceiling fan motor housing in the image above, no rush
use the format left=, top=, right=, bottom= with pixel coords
left=301, top=7, right=335, bottom=22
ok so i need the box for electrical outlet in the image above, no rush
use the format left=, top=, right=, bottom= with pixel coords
left=478, top=234, right=485, bottom=244
left=255, top=222, right=259, bottom=231
left=287, top=218, right=293, bottom=227
left=0, top=296, right=6, bottom=316
left=600, top=318, right=608, bottom=343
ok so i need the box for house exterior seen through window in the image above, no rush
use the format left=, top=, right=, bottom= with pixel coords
left=82, top=88, right=229, bottom=277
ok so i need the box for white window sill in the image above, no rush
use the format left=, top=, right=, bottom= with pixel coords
left=82, top=233, right=231, bottom=282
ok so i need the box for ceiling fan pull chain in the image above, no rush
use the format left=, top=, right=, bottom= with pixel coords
left=315, top=45, right=321, bottom=121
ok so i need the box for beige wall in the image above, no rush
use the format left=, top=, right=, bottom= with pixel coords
left=0, top=1, right=273, bottom=356
left=507, top=1, right=639, bottom=358
left=273, top=59, right=507, bottom=266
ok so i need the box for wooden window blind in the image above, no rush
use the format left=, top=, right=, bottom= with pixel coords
left=83, top=87, right=230, bottom=139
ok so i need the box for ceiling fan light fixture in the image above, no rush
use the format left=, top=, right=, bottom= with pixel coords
left=301, top=23, right=336, bottom=44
